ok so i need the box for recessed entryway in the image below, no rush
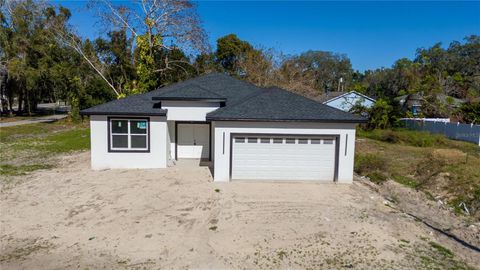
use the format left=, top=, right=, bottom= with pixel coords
left=176, top=123, right=210, bottom=160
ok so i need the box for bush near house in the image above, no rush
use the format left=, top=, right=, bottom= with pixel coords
left=356, top=128, right=480, bottom=219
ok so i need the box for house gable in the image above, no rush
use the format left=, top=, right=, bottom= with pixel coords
left=323, top=91, right=376, bottom=112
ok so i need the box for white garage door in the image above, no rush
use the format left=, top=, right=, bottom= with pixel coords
left=232, top=135, right=336, bottom=181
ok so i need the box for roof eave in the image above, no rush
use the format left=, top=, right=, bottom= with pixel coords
left=80, top=111, right=167, bottom=116
left=206, top=116, right=368, bottom=124
left=152, top=97, right=226, bottom=102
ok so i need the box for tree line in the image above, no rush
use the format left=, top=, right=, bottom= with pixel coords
left=1, top=0, right=479, bottom=124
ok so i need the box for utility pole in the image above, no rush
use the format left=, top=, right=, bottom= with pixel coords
left=338, top=77, right=345, bottom=92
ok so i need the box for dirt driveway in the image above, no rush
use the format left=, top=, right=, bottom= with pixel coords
left=1, top=152, right=478, bottom=269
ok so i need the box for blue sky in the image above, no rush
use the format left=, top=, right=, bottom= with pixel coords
left=60, top=1, right=480, bottom=71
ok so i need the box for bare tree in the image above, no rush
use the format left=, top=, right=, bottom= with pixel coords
left=97, top=0, right=207, bottom=51
left=92, top=0, right=208, bottom=72
left=50, top=0, right=208, bottom=97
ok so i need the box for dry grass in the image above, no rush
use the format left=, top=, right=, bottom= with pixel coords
left=356, top=129, right=480, bottom=219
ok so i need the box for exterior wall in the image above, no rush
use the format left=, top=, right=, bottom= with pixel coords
left=90, top=115, right=169, bottom=169
left=325, top=93, right=375, bottom=112
left=212, top=121, right=357, bottom=183
left=167, top=121, right=175, bottom=160
left=162, top=101, right=220, bottom=121
left=211, top=122, right=215, bottom=162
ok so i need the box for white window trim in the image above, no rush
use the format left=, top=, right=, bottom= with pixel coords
left=109, top=118, right=149, bottom=152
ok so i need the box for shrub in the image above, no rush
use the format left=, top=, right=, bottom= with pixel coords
left=458, top=102, right=480, bottom=124
left=367, top=99, right=394, bottom=129
left=354, top=153, right=387, bottom=174
left=367, top=172, right=388, bottom=184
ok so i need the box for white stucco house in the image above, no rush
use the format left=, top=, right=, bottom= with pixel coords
left=322, top=91, right=376, bottom=112
left=81, top=73, right=366, bottom=183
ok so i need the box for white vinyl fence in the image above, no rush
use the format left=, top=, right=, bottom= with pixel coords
left=401, top=119, right=480, bottom=146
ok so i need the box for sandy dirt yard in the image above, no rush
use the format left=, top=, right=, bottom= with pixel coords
left=1, top=152, right=479, bottom=269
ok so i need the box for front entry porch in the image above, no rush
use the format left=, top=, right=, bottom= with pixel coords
left=174, top=122, right=212, bottom=161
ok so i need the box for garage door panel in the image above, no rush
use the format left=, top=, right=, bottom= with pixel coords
left=232, top=135, right=336, bottom=181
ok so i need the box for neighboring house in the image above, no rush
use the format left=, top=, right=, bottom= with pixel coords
left=81, top=73, right=366, bottom=183
left=321, top=91, right=376, bottom=112
left=397, top=93, right=423, bottom=116
left=397, top=93, right=465, bottom=116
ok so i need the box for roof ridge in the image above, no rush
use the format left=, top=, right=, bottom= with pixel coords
left=149, top=73, right=221, bottom=94
left=191, top=83, right=225, bottom=98
left=207, top=87, right=266, bottom=116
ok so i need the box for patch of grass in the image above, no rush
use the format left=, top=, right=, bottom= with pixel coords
left=4, top=127, right=89, bottom=154
left=410, top=241, right=476, bottom=270
left=0, top=119, right=84, bottom=142
left=354, top=153, right=388, bottom=184
left=214, top=188, right=220, bottom=193
left=392, top=175, right=420, bottom=188
left=366, top=172, right=388, bottom=184
left=0, top=164, right=53, bottom=176
left=354, top=153, right=387, bottom=174
left=0, top=119, right=89, bottom=181
left=358, top=128, right=479, bottom=156
left=428, top=242, right=453, bottom=258
left=209, top=226, right=217, bottom=231
left=41, top=128, right=90, bottom=153
left=357, top=128, right=447, bottom=147
left=356, top=128, right=480, bottom=219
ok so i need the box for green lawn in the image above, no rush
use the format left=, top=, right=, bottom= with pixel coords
left=0, top=119, right=90, bottom=178
left=356, top=128, right=480, bottom=219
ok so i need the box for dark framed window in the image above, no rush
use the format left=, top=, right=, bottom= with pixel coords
left=260, top=138, right=270, bottom=144
left=109, top=118, right=149, bottom=152
left=273, top=138, right=283, bottom=144
left=298, top=138, right=308, bottom=144
left=311, top=139, right=321, bottom=144
left=235, top=137, right=245, bottom=143
left=285, top=138, right=296, bottom=144
left=247, top=137, right=258, bottom=143
left=323, top=139, right=334, bottom=145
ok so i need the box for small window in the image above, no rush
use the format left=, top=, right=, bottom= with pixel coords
left=311, top=139, right=321, bottom=144
left=298, top=138, right=308, bottom=144
left=112, top=135, right=128, bottom=148
left=131, top=135, right=147, bottom=148
left=235, top=137, right=245, bottom=143
left=109, top=118, right=149, bottom=152
left=285, top=138, right=296, bottom=144
left=260, top=138, right=270, bottom=144
left=323, top=139, right=334, bottom=144
left=273, top=138, right=283, bottom=144
left=112, top=120, right=128, bottom=134
left=130, top=120, right=147, bottom=134
left=248, top=137, right=258, bottom=143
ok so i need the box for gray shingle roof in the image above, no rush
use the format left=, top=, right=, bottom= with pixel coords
left=206, top=87, right=367, bottom=123
left=80, top=94, right=166, bottom=116
left=151, top=83, right=225, bottom=101
left=81, top=73, right=366, bottom=123
left=81, top=73, right=259, bottom=115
